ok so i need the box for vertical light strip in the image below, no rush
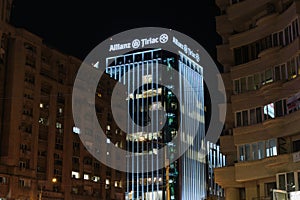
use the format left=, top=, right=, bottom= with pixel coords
left=146, top=60, right=149, bottom=197
left=179, top=59, right=184, bottom=199
left=141, top=59, right=145, bottom=200
left=180, top=55, right=206, bottom=200
left=131, top=62, right=135, bottom=200
left=151, top=60, right=155, bottom=199
left=127, top=62, right=131, bottom=197
left=155, top=59, right=159, bottom=197
left=136, top=62, right=139, bottom=199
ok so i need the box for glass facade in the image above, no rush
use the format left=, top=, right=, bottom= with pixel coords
left=207, top=142, right=225, bottom=198
left=105, top=49, right=206, bottom=200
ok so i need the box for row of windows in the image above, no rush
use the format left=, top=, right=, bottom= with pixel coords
left=234, top=18, right=299, bottom=65
left=235, top=92, right=300, bottom=127
left=71, top=171, right=122, bottom=187
left=72, top=157, right=101, bottom=169
left=238, top=138, right=277, bottom=162
left=233, top=55, right=300, bottom=94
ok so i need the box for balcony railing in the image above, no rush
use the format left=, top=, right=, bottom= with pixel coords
left=252, top=196, right=271, bottom=200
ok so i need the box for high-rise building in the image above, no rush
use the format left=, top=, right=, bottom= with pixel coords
left=215, top=0, right=300, bottom=199
left=0, top=2, right=126, bottom=200
left=206, top=141, right=226, bottom=200
left=105, top=43, right=206, bottom=199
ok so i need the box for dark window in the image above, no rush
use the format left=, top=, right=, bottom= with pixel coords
left=256, top=107, right=262, bottom=123
left=293, top=140, right=300, bottom=152
left=274, top=66, right=281, bottom=81
left=273, top=33, right=278, bottom=47
left=242, top=110, right=248, bottom=126
left=236, top=112, right=242, bottom=127
left=275, top=100, right=284, bottom=117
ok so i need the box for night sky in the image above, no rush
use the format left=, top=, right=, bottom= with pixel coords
left=10, top=0, right=221, bottom=132
left=10, top=0, right=221, bottom=61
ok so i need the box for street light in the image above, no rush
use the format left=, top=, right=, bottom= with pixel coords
left=38, top=177, right=57, bottom=200
left=51, top=177, right=57, bottom=183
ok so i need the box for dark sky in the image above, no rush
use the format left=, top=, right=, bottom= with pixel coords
left=10, top=0, right=221, bottom=61
left=9, top=0, right=221, bottom=133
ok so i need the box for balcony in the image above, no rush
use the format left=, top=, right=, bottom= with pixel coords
left=215, top=152, right=300, bottom=189
left=231, top=74, right=300, bottom=112
left=227, top=0, right=270, bottom=22
left=214, top=166, right=241, bottom=188
left=216, top=15, right=233, bottom=36
left=234, top=153, right=298, bottom=182
left=233, top=109, right=300, bottom=145
left=252, top=197, right=271, bottom=200
left=229, top=2, right=297, bottom=49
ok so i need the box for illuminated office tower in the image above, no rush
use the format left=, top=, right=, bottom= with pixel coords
left=106, top=48, right=206, bottom=200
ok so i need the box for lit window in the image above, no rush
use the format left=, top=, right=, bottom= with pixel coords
left=73, top=126, right=80, bottom=134
left=106, top=125, right=110, bottom=131
left=71, top=171, right=80, bottom=179
left=106, top=179, right=110, bottom=185
left=40, top=103, right=43, bottom=108
left=84, top=174, right=90, bottom=180
left=266, top=138, right=277, bottom=157
left=115, top=181, right=118, bottom=187
left=92, top=176, right=100, bottom=182
left=39, top=117, right=47, bottom=125
left=264, top=103, right=275, bottom=120
left=0, top=176, right=7, bottom=184
left=56, top=122, right=62, bottom=129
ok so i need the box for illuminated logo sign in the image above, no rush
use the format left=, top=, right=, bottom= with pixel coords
left=172, top=36, right=200, bottom=62
left=108, top=33, right=200, bottom=62
left=109, top=33, right=169, bottom=52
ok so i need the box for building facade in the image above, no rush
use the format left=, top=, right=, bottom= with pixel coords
left=207, top=141, right=226, bottom=200
left=0, top=2, right=126, bottom=199
left=215, top=0, right=300, bottom=199
left=105, top=46, right=206, bottom=200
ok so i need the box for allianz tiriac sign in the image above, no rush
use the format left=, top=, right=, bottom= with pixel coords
left=108, top=32, right=200, bottom=63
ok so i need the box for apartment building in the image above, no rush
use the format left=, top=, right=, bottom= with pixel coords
left=215, top=0, right=300, bottom=199
left=0, top=1, right=126, bottom=199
